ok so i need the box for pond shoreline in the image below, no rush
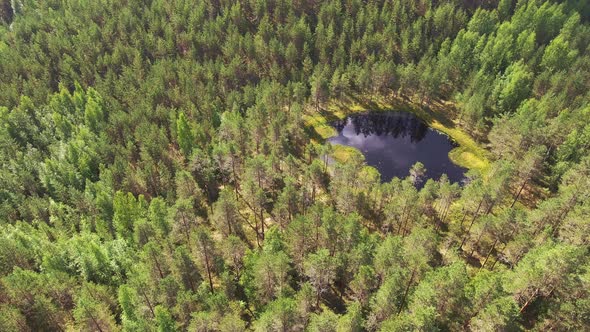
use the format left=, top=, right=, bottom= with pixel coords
left=328, top=111, right=468, bottom=184
left=304, top=94, right=491, bottom=173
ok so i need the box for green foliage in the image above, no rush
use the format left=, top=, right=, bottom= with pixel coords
left=493, top=61, right=533, bottom=115
left=155, top=305, right=177, bottom=332
left=176, top=112, right=195, bottom=158
left=0, top=0, right=589, bottom=330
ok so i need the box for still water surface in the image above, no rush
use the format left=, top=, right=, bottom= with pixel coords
left=328, top=111, right=467, bottom=184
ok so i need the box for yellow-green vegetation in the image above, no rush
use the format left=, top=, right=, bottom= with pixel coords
left=448, top=145, right=489, bottom=171
left=303, top=112, right=337, bottom=140
left=331, top=144, right=363, bottom=163
left=359, top=165, right=381, bottom=183
left=306, top=94, right=491, bottom=173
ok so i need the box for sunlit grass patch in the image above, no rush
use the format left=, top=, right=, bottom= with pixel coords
left=331, top=144, right=362, bottom=163
left=303, top=113, right=337, bottom=141
left=449, top=146, right=490, bottom=171
left=314, top=123, right=336, bottom=140
left=430, top=122, right=491, bottom=173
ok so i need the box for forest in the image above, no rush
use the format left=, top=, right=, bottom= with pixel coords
left=0, top=0, right=589, bottom=331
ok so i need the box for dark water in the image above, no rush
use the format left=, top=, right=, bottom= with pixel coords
left=328, top=111, right=467, bottom=184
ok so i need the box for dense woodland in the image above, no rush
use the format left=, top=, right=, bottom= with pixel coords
left=1, top=0, right=589, bottom=331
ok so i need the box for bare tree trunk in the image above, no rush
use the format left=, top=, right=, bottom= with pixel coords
left=150, top=250, right=164, bottom=279
left=139, top=288, right=156, bottom=318
left=469, top=224, right=487, bottom=257
left=519, top=288, right=540, bottom=314
left=479, top=238, right=499, bottom=271
left=511, top=178, right=528, bottom=208
left=180, top=211, right=191, bottom=244
left=204, top=250, right=214, bottom=292
left=460, top=199, right=484, bottom=250
left=398, top=202, right=409, bottom=235
left=398, top=268, right=417, bottom=314
left=85, top=308, right=105, bottom=332
left=225, top=208, right=233, bottom=235
left=260, top=209, right=265, bottom=240
left=551, top=191, right=580, bottom=237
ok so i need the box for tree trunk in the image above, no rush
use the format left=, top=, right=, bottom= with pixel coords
left=551, top=191, right=580, bottom=237
left=479, top=238, right=499, bottom=271
left=232, top=158, right=240, bottom=200
left=519, top=288, right=539, bottom=314
left=180, top=211, right=191, bottom=244
left=225, top=208, right=233, bottom=235
left=398, top=268, right=417, bottom=314
left=316, top=289, right=321, bottom=308
left=459, top=208, right=468, bottom=229
left=150, top=250, right=165, bottom=279
left=260, top=209, right=265, bottom=240
left=470, top=222, right=488, bottom=257
left=398, top=203, right=409, bottom=235
left=85, top=308, right=105, bottom=332
left=254, top=215, right=260, bottom=248
left=511, top=178, right=528, bottom=208
left=204, top=251, right=214, bottom=292
left=140, top=288, right=156, bottom=318
left=460, top=199, right=484, bottom=250
left=440, top=201, right=450, bottom=225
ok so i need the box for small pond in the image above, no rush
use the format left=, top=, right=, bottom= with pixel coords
left=328, top=111, right=467, bottom=185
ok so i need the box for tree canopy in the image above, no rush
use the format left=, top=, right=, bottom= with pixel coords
left=1, top=0, right=589, bottom=330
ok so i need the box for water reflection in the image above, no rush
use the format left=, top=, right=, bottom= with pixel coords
left=332, top=112, right=429, bottom=142
left=328, top=111, right=466, bottom=184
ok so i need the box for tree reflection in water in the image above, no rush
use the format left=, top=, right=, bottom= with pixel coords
left=332, top=112, right=429, bottom=142
left=329, top=111, right=466, bottom=185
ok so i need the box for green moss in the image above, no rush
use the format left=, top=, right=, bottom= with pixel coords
left=449, top=146, right=490, bottom=171
left=332, top=145, right=363, bottom=163
left=303, top=114, right=337, bottom=141
left=427, top=122, right=491, bottom=173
